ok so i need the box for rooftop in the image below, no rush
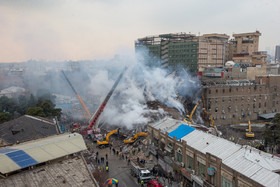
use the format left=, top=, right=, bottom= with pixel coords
left=0, top=133, right=87, bottom=174
left=0, top=155, right=98, bottom=187
left=0, top=115, right=58, bottom=145
left=150, top=118, right=280, bottom=187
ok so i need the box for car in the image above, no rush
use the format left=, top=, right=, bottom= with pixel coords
left=147, top=180, right=163, bottom=187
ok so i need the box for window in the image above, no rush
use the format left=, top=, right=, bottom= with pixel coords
left=197, top=161, right=206, bottom=179
left=187, top=155, right=193, bottom=169
left=176, top=149, right=183, bottom=163
left=222, top=177, right=232, bottom=187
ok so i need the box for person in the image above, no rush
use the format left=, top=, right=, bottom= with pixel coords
left=96, top=151, right=99, bottom=157
left=127, top=158, right=130, bottom=165
left=106, top=166, right=109, bottom=172
left=141, top=180, right=144, bottom=186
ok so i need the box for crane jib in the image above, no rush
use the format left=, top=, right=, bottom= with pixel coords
left=89, top=102, right=107, bottom=128
left=87, top=67, right=127, bottom=130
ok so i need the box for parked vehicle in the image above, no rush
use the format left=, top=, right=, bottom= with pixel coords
left=147, top=180, right=163, bottom=187
left=130, top=160, right=152, bottom=183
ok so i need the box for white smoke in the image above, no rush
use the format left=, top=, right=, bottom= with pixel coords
left=94, top=50, right=201, bottom=128
left=7, top=48, right=200, bottom=128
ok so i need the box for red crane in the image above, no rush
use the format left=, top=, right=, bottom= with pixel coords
left=87, top=67, right=127, bottom=131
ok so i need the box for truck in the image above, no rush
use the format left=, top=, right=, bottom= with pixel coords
left=130, top=160, right=153, bottom=183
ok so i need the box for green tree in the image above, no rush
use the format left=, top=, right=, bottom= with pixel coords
left=0, top=112, right=13, bottom=124
left=40, top=100, right=54, bottom=116
left=263, top=113, right=280, bottom=147
left=17, top=95, right=28, bottom=115
left=26, top=107, right=46, bottom=117
left=0, top=96, right=18, bottom=114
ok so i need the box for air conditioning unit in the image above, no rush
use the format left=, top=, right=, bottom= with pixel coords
left=181, top=162, right=185, bottom=167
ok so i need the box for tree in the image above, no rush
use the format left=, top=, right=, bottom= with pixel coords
left=26, top=107, right=46, bottom=117
left=0, top=112, right=12, bottom=124
left=17, top=95, right=28, bottom=115
left=263, top=113, right=280, bottom=148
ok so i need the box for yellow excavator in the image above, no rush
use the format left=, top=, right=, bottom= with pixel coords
left=246, top=121, right=255, bottom=138
left=123, top=132, right=148, bottom=144
left=184, top=100, right=201, bottom=124
left=97, top=129, right=119, bottom=147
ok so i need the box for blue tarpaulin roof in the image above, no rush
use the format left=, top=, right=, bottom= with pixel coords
left=168, top=124, right=195, bottom=140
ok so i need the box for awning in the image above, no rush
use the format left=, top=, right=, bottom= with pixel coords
left=259, top=113, right=277, bottom=119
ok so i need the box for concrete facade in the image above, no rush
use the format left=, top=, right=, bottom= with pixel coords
left=147, top=122, right=269, bottom=187
left=135, top=33, right=229, bottom=72
left=275, top=45, right=280, bottom=63
left=232, top=31, right=261, bottom=55
left=231, top=31, right=267, bottom=67
left=202, top=75, right=280, bottom=125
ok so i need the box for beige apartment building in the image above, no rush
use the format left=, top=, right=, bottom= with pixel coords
left=197, top=34, right=229, bottom=71
left=147, top=118, right=280, bottom=187
left=202, top=75, right=280, bottom=125
left=233, top=31, right=261, bottom=55
left=231, top=31, right=267, bottom=67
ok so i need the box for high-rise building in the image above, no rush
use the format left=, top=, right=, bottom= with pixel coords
left=135, top=33, right=229, bottom=72
left=275, top=45, right=280, bottom=63
left=231, top=31, right=267, bottom=67
left=232, top=31, right=261, bottom=55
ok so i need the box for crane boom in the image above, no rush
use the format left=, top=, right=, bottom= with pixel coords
left=88, top=67, right=127, bottom=130
left=61, top=70, right=91, bottom=119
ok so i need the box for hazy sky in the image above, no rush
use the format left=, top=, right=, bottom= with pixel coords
left=0, top=0, right=279, bottom=62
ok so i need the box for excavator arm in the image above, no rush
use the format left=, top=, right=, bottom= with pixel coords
left=124, top=132, right=147, bottom=144
left=97, top=128, right=119, bottom=145
left=184, top=100, right=201, bottom=123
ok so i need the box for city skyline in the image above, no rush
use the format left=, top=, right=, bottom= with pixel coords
left=0, top=0, right=279, bottom=62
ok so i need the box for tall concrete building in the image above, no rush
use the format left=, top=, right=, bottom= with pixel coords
left=202, top=75, right=280, bottom=125
left=231, top=31, right=267, bottom=67
left=275, top=45, right=280, bottom=63
left=135, top=33, right=229, bottom=73
left=233, top=31, right=261, bottom=55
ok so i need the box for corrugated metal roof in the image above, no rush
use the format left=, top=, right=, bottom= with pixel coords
left=169, top=124, right=195, bottom=140
left=152, top=118, right=280, bottom=186
left=0, top=133, right=86, bottom=174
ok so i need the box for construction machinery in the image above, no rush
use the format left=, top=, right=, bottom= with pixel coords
left=97, top=129, right=119, bottom=147
left=124, top=132, right=148, bottom=144
left=61, top=70, right=91, bottom=119
left=79, top=67, right=127, bottom=136
left=184, top=100, right=201, bottom=124
left=130, top=160, right=153, bottom=183
left=87, top=67, right=127, bottom=132
left=246, top=120, right=255, bottom=138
